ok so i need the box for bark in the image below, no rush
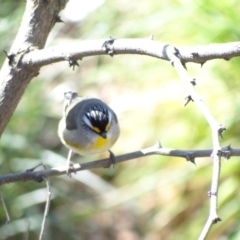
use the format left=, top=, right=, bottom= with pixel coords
left=0, top=0, right=68, bottom=136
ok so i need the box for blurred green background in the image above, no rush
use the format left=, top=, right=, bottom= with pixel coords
left=1, top=0, right=240, bottom=239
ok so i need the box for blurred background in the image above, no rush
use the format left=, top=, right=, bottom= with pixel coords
left=1, top=0, right=240, bottom=239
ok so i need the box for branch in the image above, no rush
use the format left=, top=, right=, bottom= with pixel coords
left=2, top=21, right=240, bottom=138
left=39, top=176, right=51, bottom=240
left=0, top=143, right=239, bottom=185
left=0, top=190, right=10, bottom=223
left=22, top=39, right=240, bottom=68
left=169, top=49, right=223, bottom=240
left=0, top=0, right=68, bottom=136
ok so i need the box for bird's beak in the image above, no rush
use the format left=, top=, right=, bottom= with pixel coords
left=100, top=132, right=107, bottom=139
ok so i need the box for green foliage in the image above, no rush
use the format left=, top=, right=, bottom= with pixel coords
left=1, top=0, right=240, bottom=239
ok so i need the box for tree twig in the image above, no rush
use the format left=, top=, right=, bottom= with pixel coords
left=169, top=47, right=223, bottom=240
left=39, top=176, right=51, bottom=240
left=0, top=190, right=10, bottom=223
left=0, top=143, right=239, bottom=185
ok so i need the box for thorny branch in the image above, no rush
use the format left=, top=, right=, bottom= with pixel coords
left=0, top=143, right=238, bottom=185
left=22, top=39, right=240, bottom=69
left=169, top=47, right=223, bottom=240
left=1, top=1, right=239, bottom=239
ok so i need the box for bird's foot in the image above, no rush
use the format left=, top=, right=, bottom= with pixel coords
left=104, top=150, right=117, bottom=168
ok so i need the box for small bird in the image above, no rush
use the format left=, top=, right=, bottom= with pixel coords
left=58, top=91, right=120, bottom=173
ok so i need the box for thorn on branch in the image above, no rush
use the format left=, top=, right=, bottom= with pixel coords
left=68, top=58, right=80, bottom=70
left=183, top=95, right=194, bottom=106
left=218, top=125, right=226, bottom=139
left=173, top=47, right=181, bottom=58
left=190, top=78, right=196, bottom=86
left=221, top=150, right=231, bottom=160
left=200, top=62, right=206, bottom=68
left=3, top=49, right=15, bottom=66
left=182, top=62, right=187, bottom=70
left=191, top=52, right=199, bottom=58
left=222, top=144, right=232, bottom=160
left=185, top=153, right=196, bottom=165
left=213, top=217, right=222, bottom=224
left=102, top=36, right=116, bottom=57
left=56, top=15, right=65, bottom=23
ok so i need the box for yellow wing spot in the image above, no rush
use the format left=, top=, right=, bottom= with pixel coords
left=105, top=122, right=110, bottom=132
left=91, top=126, right=101, bottom=133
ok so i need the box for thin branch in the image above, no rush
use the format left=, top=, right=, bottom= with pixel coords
left=0, top=144, right=238, bottom=185
left=39, top=176, right=51, bottom=240
left=169, top=49, right=223, bottom=240
left=0, top=190, right=10, bottom=223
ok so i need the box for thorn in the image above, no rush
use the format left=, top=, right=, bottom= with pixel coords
left=218, top=125, right=226, bottom=139
left=190, top=78, right=196, bottom=86
left=186, top=153, right=196, bottom=165
left=213, top=217, right=222, bottom=224
left=222, top=144, right=232, bottom=160
left=68, top=58, right=80, bottom=70
left=56, top=15, right=65, bottom=23
left=222, top=150, right=231, bottom=160
left=200, top=62, right=206, bottom=68
left=173, top=47, right=181, bottom=58
left=182, top=62, right=187, bottom=70
left=3, top=49, right=15, bottom=66
left=191, top=52, right=198, bottom=58
left=183, top=95, right=193, bottom=106
left=189, top=158, right=196, bottom=165
left=102, top=36, right=116, bottom=57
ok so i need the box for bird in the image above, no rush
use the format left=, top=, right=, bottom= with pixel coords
left=58, top=91, right=120, bottom=174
